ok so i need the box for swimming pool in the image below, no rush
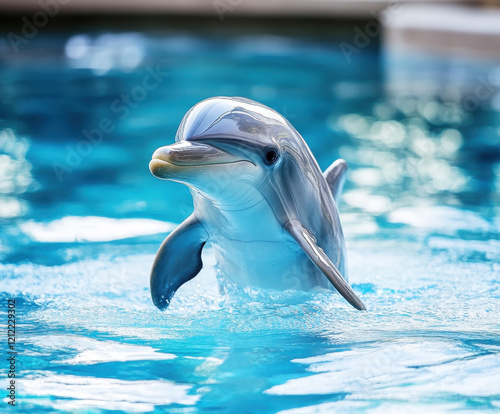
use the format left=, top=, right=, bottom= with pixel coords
left=1, top=19, right=499, bottom=413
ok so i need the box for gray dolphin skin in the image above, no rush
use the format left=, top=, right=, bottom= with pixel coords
left=149, top=97, right=366, bottom=311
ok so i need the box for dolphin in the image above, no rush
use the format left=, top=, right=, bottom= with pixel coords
left=149, top=97, right=366, bottom=311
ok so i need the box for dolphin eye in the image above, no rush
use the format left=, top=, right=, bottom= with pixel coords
left=264, top=149, right=279, bottom=165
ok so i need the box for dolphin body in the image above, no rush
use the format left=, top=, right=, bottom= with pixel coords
left=149, top=97, right=366, bottom=311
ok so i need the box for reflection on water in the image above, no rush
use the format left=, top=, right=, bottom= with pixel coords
left=24, top=335, right=176, bottom=365
left=267, top=339, right=498, bottom=400
left=65, top=33, right=146, bottom=75
left=337, top=97, right=486, bottom=216
left=21, top=373, right=199, bottom=412
left=0, top=128, right=34, bottom=218
left=20, top=216, right=175, bottom=242
left=0, top=26, right=499, bottom=414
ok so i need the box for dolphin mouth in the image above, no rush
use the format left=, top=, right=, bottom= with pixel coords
left=150, top=141, right=251, bottom=178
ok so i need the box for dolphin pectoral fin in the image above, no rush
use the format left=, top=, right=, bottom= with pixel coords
left=150, top=214, right=208, bottom=310
left=284, top=220, right=366, bottom=311
left=323, top=159, right=348, bottom=201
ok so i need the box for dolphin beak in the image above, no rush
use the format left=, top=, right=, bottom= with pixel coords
left=149, top=141, right=242, bottom=179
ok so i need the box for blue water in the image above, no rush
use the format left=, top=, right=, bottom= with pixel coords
left=1, top=23, right=499, bottom=413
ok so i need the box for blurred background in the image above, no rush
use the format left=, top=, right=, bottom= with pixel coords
left=0, top=0, right=499, bottom=233
left=1, top=2, right=500, bottom=413
left=0, top=0, right=499, bottom=232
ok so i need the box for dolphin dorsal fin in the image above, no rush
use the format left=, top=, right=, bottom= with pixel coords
left=323, top=159, right=348, bottom=201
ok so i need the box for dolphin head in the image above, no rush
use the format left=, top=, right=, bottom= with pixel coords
left=150, top=97, right=310, bottom=210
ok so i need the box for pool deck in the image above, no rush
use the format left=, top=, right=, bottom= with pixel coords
left=0, top=0, right=472, bottom=18
left=1, top=0, right=498, bottom=61
left=384, top=3, right=500, bottom=59
left=383, top=3, right=500, bottom=96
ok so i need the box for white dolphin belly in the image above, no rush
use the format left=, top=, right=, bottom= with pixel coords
left=210, top=238, right=327, bottom=291
left=197, top=194, right=330, bottom=291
